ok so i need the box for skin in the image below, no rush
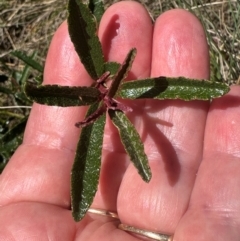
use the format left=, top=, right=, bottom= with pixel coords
left=1, top=1, right=240, bottom=240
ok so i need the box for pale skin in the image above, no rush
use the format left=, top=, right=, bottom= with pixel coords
left=1, top=1, right=240, bottom=240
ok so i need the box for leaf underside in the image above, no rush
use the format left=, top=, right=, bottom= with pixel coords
left=25, top=82, right=100, bottom=106
left=68, top=0, right=105, bottom=80
left=118, top=76, right=230, bottom=100
left=71, top=102, right=106, bottom=222
left=109, top=110, right=152, bottom=183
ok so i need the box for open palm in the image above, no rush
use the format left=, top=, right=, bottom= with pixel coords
left=1, top=2, right=240, bottom=240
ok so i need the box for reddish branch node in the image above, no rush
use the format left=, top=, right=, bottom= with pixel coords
left=75, top=72, right=132, bottom=128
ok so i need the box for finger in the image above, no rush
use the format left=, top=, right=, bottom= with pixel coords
left=99, top=1, right=152, bottom=79
left=0, top=201, right=135, bottom=241
left=0, top=202, right=77, bottom=240
left=0, top=22, right=92, bottom=207
left=27, top=20, right=93, bottom=149
left=91, top=1, right=153, bottom=211
left=174, top=85, right=240, bottom=240
left=118, top=9, right=210, bottom=234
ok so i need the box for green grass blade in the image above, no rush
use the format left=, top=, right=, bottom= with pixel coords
left=118, top=76, right=230, bottom=100
left=88, top=0, right=105, bottom=25
left=11, top=50, right=44, bottom=73
left=68, top=0, right=105, bottom=80
left=0, top=86, right=12, bottom=95
left=109, top=110, right=152, bottom=183
left=71, top=103, right=106, bottom=221
left=108, top=48, right=136, bottom=98
left=24, top=83, right=100, bottom=106
left=19, top=51, right=38, bottom=86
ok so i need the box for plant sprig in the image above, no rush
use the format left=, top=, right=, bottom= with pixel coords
left=24, top=0, right=230, bottom=222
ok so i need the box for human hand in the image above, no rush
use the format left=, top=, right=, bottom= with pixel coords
left=1, top=2, right=240, bottom=240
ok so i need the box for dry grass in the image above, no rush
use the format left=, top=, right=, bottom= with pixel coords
left=146, top=0, right=240, bottom=84
left=0, top=0, right=68, bottom=73
left=0, top=0, right=239, bottom=83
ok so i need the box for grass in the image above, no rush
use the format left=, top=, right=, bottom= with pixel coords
left=0, top=0, right=239, bottom=172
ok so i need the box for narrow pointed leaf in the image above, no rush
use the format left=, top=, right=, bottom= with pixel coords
left=11, top=50, right=44, bottom=73
left=25, top=82, right=100, bottom=106
left=68, top=0, right=105, bottom=80
left=108, top=48, right=136, bottom=98
left=88, top=0, right=105, bottom=25
left=109, top=110, right=152, bottom=182
left=71, top=103, right=106, bottom=221
left=118, top=76, right=230, bottom=100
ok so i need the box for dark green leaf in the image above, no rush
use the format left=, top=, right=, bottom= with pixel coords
left=25, top=82, right=100, bottom=106
left=109, top=110, right=152, bottom=182
left=118, top=76, right=230, bottom=100
left=71, top=103, right=106, bottom=221
left=68, top=0, right=105, bottom=80
left=108, top=48, right=136, bottom=98
left=88, top=0, right=105, bottom=25
left=11, top=50, right=44, bottom=73
left=104, top=62, right=120, bottom=77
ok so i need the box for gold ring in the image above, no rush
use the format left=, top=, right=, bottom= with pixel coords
left=87, top=208, right=119, bottom=219
left=118, top=223, right=173, bottom=241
